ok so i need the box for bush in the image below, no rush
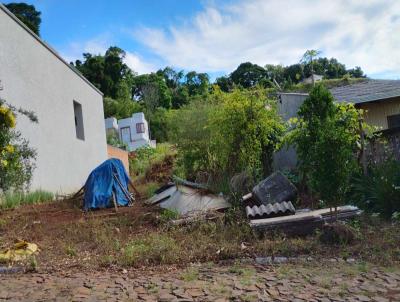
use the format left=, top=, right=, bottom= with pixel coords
left=351, top=159, right=400, bottom=218
left=129, top=143, right=175, bottom=178
left=0, top=96, right=37, bottom=192
left=286, top=84, right=366, bottom=210
left=169, top=87, right=284, bottom=189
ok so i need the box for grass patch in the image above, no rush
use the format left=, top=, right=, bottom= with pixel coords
left=120, top=233, right=178, bottom=266
left=159, top=208, right=180, bottom=223
left=180, top=267, right=199, bottom=282
left=0, top=190, right=54, bottom=210
left=65, top=244, right=77, bottom=257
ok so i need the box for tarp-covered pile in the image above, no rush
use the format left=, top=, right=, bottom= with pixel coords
left=84, top=158, right=132, bottom=210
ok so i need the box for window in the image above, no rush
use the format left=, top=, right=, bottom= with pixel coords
left=73, top=101, right=85, bottom=140
left=387, top=114, right=400, bottom=129
left=136, top=122, right=145, bottom=133
left=120, top=127, right=131, bottom=142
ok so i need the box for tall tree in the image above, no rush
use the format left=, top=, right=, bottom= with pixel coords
left=300, top=49, right=321, bottom=85
left=230, top=62, right=270, bottom=88
left=73, top=46, right=135, bottom=99
left=5, top=3, right=41, bottom=36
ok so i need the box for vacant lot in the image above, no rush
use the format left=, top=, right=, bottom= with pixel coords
left=0, top=197, right=399, bottom=274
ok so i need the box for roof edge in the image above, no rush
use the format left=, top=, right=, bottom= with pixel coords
left=0, top=4, right=103, bottom=96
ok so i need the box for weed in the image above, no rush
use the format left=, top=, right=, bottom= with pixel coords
left=65, top=245, right=77, bottom=257
left=120, top=234, right=178, bottom=266
left=28, top=256, right=38, bottom=272
left=180, top=267, right=199, bottom=282
left=0, top=190, right=53, bottom=209
left=159, top=209, right=180, bottom=223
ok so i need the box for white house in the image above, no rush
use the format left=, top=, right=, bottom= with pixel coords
left=105, top=112, right=156, bottom=151
left=0, top=5, right=108, bottom=193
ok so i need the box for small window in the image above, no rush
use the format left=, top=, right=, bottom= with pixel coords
left=136, top=122, right=145, bottom=133
left=387, top=114, right=400, bottom=129
left=73, top=101, right=85, bottom=140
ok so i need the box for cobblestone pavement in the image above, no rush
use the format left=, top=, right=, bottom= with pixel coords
left=0, top=262, right=399, bottom=302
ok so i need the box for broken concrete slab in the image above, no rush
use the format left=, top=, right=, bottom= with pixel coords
left=251, top=171, right=297, bottom=205
left=147, top=184, right=230, bottom=216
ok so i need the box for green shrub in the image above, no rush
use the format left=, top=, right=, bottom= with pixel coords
left=129, top=143, right=175, bottom=178
left=0, top=100, right=37, bottom=192
left=168, top=87, right=284, bottom=187
left=0, top=190, right=54, bottom=209
left=351, top=160, right=400, bottom=218
left=286, top=84, right=366, bottom=211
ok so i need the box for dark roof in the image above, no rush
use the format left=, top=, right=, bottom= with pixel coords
left=330, top=80, right=400, bottom=104
left=0, top=4, right=103, bottom=96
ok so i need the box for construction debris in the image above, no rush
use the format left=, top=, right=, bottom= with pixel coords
left=249, top=205, right=362, bottom=235
left=252, top=171, right=297, bottom=205
left=0, top=241, right=38, bottom=262
left=147, top=179, right=230, bottom=216
left=246, top=201, right=295, bottom=219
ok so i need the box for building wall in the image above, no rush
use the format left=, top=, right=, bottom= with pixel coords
left=117, top=112, right=151, bottom=151
left=357, top=97, right=400, bottom=130
left=107, top=145, right=129, bottom=173
left=0, top=6, right=108, bottom=193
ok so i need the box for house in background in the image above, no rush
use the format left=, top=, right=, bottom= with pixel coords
left=0, top=4, right=108, bottom=193
left=105, top=112, right=156, bottom=151
left=274, top=79, right=400, bottom=170
left=301, top=74, right=323, bottom=84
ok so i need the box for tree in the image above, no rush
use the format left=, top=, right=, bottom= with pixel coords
left=287, top=84, right=364, bottom=214
left=103, top=97, right=142, bottom=120
left=300, top=49, right=321, bottom=85
left=184, top=71, right=210, bottom=96
left=169, top=88, right=284, bottom=184
left=230, top=62, right=270, bottom=88
left=5, top=2, right=41, bottom=35
left=132, top=73, right=172, bottom=110
left=73, top=46, right=135, bottom=100
left=215, top=76, right=235, bottom=93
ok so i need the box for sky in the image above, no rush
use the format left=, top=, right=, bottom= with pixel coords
left=6, top=0, right=400, bottom=80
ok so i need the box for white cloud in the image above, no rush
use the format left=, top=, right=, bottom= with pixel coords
left=124, top=52, right=159, bottom=74
left=59, top=34, right=111, bottom=63
left=134, top=0, right=400, bottom=77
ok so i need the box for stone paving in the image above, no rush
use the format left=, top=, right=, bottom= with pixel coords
left=0, top=262, right=399, bottom=301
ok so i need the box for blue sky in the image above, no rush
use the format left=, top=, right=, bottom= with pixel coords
left=6, top=0, right=400, bottom=79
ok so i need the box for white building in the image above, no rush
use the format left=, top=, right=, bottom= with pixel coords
left=0, top=5, right=108, bottom=193
left=105, top=112, right=156, bottom=151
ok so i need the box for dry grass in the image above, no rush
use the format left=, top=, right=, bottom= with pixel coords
left=0, top=198, right=398, bottom=272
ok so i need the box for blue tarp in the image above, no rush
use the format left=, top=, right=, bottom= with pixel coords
left=83, top=158, right=131, bottom=210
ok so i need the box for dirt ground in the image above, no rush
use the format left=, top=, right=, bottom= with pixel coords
left=1, top=261, right=400, bottom=301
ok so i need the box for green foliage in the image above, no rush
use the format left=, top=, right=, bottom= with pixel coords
left=287, top=84, right=364, bottom=209
left=5, top=3, right=41, bottom=35
left=0, top=190, right=53, bottom=209
left=351, top=160, right=400, bottom=218
left=169, top=87, right=284, bottom=185
left=0, top=97, right=37, bottom=192
left=73, top=46, right=135, bottom=100
left=103, top=97, right=142, bottom=119
left=129, top=143, right=175, bottom=178
left=159, top=208, right=180, bottom=223
left=230, top=62, right=271, bottom=88
left=106, top=132, right=127, bottom=150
